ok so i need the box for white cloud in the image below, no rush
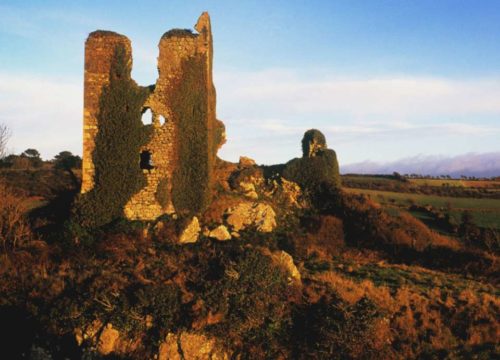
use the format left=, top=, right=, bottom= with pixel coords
left=215, top=69, right=500, bottom=163
left=1, top=67, right=499, bottom=164
left=0, top=72, right=82, bottom=159
left=341, top=152, right=500, bottom=177
left=215, top=69, right=500, bottom=118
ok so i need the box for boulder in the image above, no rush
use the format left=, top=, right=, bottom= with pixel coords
left=271, top=250, right=301, bottom=284
left=238, top=156, right=256, bottom=168
left=158, top=332, right=229, bottom=360
left=98, top=323, right=120, bottom=355
left=226, top=202, right=277, bottom=233
left=179, top=217, right=201, bottom=244
left=209, top=225, right=231, bottom=241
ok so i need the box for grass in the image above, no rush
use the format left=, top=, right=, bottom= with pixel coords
left=344, top=188, right=500, bottom=229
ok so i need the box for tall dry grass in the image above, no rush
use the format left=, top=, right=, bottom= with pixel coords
left=0, top=181, right=32, bottom=251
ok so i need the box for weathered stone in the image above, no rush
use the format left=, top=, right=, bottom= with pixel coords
left=239, top=181, right=259, bottom=199
left=98, top=323, right=120, bottom=355
left=238, top=156, right=256, bottom=168
left=271, top=250, right=301, bottom=284
left=280, top=178, right=303, bottom=207
left=179, top=217, right=201, bottom=244
left=208, top=225, right=231, bottom=241
left=158, top=332, right=229, bottom=360
left=226, top=202, right=277, bottom=233
left=158, top=333, right=181, bottom=360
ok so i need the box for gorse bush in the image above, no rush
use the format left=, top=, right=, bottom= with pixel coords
left=293, top=292, right=384, bottom=359
left=74, top=44, right=152, bottom=227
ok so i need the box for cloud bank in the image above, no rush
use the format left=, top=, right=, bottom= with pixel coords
left=341, top=152, right=500, bottom=178
left=1, top=68, right=499, bottom=165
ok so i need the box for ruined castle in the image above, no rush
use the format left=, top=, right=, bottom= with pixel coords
left=81, top=13, right=225, bottom=223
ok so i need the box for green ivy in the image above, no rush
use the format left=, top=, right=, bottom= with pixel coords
left=169, top=55, right=211, bottom=215
left=74, top=44, right=152, bottom=227
left=283, top=149, right=341, bottom=191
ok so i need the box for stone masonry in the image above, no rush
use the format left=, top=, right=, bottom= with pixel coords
left=82, top=13, right=224, bottom=220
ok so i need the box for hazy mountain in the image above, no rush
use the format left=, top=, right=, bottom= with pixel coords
left=341, top=152, right=500, bottom=178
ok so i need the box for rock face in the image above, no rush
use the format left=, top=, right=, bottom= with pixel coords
left=158, top=332, right=228, bottom=360
left=179, top=217, right=201, bottom=244
left=226, top=202, right=277, bottom=233
left=81, top=12, right=224, bottom=221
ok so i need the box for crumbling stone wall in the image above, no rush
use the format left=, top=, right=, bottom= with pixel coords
left=81, top=13, right=224, bottom=223
left=82, top=31, right=132, bottom=194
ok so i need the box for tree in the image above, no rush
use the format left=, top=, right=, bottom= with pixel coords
left=0, top=124, right=10, bottom=160
left=53, top=151, right=82, bottom=188
left=22, top=148, right=43, bottom=168
left=22, top=148, right=40, bottom=159
left=53, top=151, right=82, bottom=171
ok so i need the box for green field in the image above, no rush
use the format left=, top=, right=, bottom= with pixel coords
left=345, top=187, right=500, bottom=229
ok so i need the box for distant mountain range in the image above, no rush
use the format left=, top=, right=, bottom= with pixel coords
left=341, top=152, right=500, bottom=178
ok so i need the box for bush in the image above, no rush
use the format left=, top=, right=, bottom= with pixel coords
left=196, top=244, right=295, bottom=358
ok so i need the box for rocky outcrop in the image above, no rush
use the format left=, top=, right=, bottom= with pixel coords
left=226, top=202, right=277, bottom=233
left=158, top=332, right=229, bottom=360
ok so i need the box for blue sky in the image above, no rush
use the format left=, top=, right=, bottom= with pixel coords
left=1, top=0, right=499, bottom=167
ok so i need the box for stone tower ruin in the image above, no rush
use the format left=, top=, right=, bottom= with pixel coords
left=81, top=12, right=225, bottom=223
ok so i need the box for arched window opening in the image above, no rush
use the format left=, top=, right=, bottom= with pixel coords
left=140, top=150, right=154, bottom=170
left=141, top=108, right=153, bottom=125
left=159, top=115, right=166, bottom=125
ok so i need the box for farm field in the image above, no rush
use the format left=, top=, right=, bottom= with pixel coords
left=344, top=187, right=500, bottom=229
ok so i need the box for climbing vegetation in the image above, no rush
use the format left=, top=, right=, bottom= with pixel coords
left=169, top=55, right=211, bottom=215
left=74, top=44, right=152, bottom=227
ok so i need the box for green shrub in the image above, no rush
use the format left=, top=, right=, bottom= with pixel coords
left=293, top=293, right=383, bottom=359
left=196, top=244, right=294, bottom=358
left=74, top=44, right=152, bottom=227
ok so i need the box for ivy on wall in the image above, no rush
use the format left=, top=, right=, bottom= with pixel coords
left=169, top=55, right=211, bottom=215
left=75, top=45, right=152, bottom=227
